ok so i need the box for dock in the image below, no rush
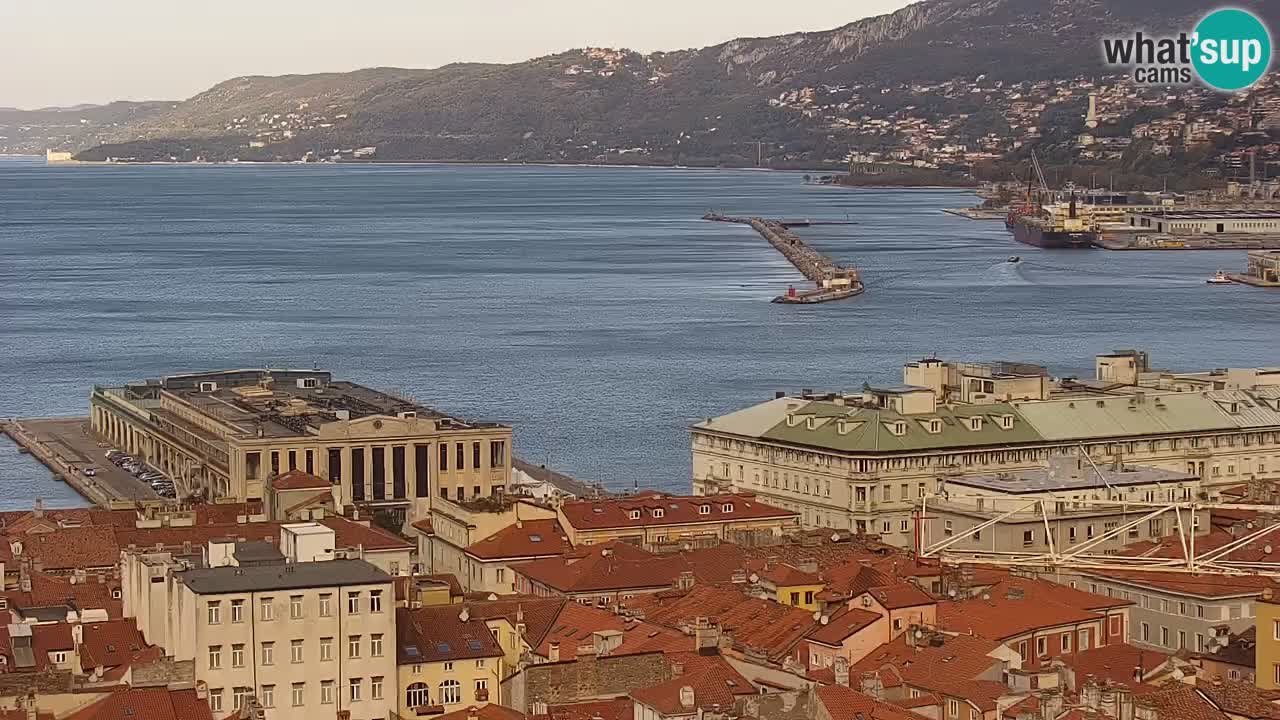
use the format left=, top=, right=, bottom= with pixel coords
left=704, top=212, right=864, bottom=304
left=1, top=417, right=159, bottom=506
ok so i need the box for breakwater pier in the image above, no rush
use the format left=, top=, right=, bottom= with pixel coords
left=1, top=417, right=158, bottom=506
left=704, top=213, right=863, bottom=304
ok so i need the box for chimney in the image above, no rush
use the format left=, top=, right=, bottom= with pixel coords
left=672, top=661, right=685, bottom=676
left=834, top=656, right=850, bottom=687
left=33, top=499, right=44, bottom=519
left=548, top=642, right=560, bottom=663
left=467, top=707, right=480, bottom=720
left=679, top=686, right=695, bottom=709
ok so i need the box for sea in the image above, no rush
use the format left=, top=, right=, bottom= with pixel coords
left=1, top=157, right=1277, bottom=509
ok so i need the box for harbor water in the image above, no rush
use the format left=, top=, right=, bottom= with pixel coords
left=2, top=158, right=1277, bottom=505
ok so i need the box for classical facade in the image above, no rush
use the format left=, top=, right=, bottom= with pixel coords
left=91, top=369, right=511, bottom=524
left=691, top=353, right=1280, bottom=541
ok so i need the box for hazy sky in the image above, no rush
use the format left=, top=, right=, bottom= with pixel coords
left=1, top=1, right=914, bottom=109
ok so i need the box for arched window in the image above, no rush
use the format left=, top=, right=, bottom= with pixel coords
left=439, top=679, right=462, bottom=705
left=406, top=683, right=429, bottom=708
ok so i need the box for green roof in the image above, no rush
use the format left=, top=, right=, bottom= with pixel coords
left=713, top=400, right=1046, bottom=453
left=1012, top=393, right=1239, bottom=440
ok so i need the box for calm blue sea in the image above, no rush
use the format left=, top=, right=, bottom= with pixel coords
left=1, top=157, right=1276, bottom=507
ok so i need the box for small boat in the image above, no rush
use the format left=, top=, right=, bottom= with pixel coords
left=1007, top=256, right=1021, bottom=264
left=1206, top=270, right=1234, bottom=285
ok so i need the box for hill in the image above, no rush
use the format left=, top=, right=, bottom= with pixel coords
left=62, top=0, right=1280, bottom=167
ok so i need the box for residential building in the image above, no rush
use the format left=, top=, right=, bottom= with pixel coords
left=1257, top=589, right=1280, bottom=690
left=460, top=519, right=571, bottom=594
left=90, top=368, right=511, bottom=522
left=396, top=605, right=505, bottom=716
left=755, top=562, right=824, bottom=610
left=938, top=578, right=1131, bottom=670
left=555, top=492, right=799, bottom=550
left=693, top=352, right=1280, bottom=539
left=121, top=523, right=397, bottom=720
left=424, top=497, right=557, bottom=590
left=1193, top=626, right=1256, bottom=684
left=512, top=543, right=691, bottom=606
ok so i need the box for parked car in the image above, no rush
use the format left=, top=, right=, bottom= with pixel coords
left=83, top=466, right=98, bottom=477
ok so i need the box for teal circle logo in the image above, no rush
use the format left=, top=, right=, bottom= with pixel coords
left=1192, top=8, right=1272, bottom=91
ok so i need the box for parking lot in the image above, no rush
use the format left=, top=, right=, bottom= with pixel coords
left=17, top=418, right=161, bottom=501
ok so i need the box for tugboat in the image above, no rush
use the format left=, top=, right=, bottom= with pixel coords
left=1206, top=270, right=1234, bottom=285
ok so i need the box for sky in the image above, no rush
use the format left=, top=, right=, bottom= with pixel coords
left=1, top=0, right=915, bottom=109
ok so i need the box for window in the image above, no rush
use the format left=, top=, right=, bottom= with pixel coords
left=370, top=589, right=383, bottom=613
left=1274, top=664, right=1280, bottom=686
left=371, top=633, right=384, bottom=657
left=406, top=683, right=430, bottom=708
left=372, top=676, right=384, bottom=701
left=209, top=688, right=224, bottom=713
left=893, top=618, right=903, bottom=631
left=444, top=661, right=454, bottom=672
left=260, top=596, right=275, bottom=621
left=208, top=645, right=222, bottom=669
left=653, top=508, right=664, bottom=519
left=291, top=639, right=304, bottom=664
left=319, top=593, right=332, bottom=617
left=948, top=699, right=960, bottom=718
left=261, top=684, right=275, bottom=709
left=1061, top=632, right=1072, bottom=653
left=348, top=635, right=362, bottom=658
left=1196, top=634, right=1205, bottom=652
left=1141, top=622, right=1150, bottom=642
left=1068, top=527, right=1077, bottom=543
left=320, top=637, right=334, bottom=662
left=51, top=651, right=67, bottom=665
left=291, top=683, right=305, bottom=707
left=207, top=601, right=222, bottom=625
left=290, top=595, right=303, bottom=619
left=440, top=679, right=462, bottom=705
left=1179, top=630, right=1186, bottom=650
left=261, top=641, right=274, bottom=666
left=349, top=678, right=362, bottom=703
left=699, top=504, right=711, bottom=515
left=230, top=599, right=244, bottom=623
left=1078, top=629, right=1089, bottom=651
left=881, top=521, right=892, bottom=534
left=475, top=678, right=488, bottom=695
left=629, top=510, right=640, bottom=520
left=456, top=442, right=465, bottom=470
left=1023, top=530, right=1034, bottom=547
left=1274, top=619, right=1280, bottom=641
left=790, top=592, right=800, bottom=605
left=944, top=520, right=953, bottom=536
left=722, top=503, right=734, bottom=513
left=320, top=680, right=335, bottom=705
left=231, top=644, right=245, bottom=669
left=233, top=687, right=251, bottom=710
left=1036, top=636, right=1047, bottom=657
left=347, top=591, right=360, bottom=614
left=439, top=443, right=448, bottom=472
left=1160, top=626, right=1170, bottom=647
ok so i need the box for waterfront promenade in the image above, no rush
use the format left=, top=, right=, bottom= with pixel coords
left=1, top=417, right=158, bottom=505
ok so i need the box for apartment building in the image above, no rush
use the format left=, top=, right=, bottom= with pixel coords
left=692, top=352, right=1280, bottom=540
left=395, top=605, right=506, bottom=717
left=122, top=523, right=397, bottom=720
left=91, top=368, right=511, bottom=524
left=423, top=497, right=558, bottom=590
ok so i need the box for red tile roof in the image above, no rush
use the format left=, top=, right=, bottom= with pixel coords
left=1068, top=643, right=1172, bottom=689
left=1080, top=567, right=1275, bottom=598
left=512, top=542, right=688, bottom=594
left=853, top=633, right=1005, bottom=711
left=271, top=470, right=331, bottom=490
left=63, top=688, right=214, bottom=720
left=423, top=573, right=464, bottom=597
left=12, top=526, right=119, bottom=571
left=541, top=697, right=633, bottom=720
left=1135, top=683, right=1230, bottom=720
left=938, top=578, right=1126, bottom=642
left=817, top=684, right=935, bottom=720
left=455, top=597, right=566, bottom=651
left=319, top=516, right=412, bottom=551
left=396, top=605, right=505, bottom=664
left=78, top=619, right=154, bottom=672
left=822, top=563, right=934, bottom=609
left=559, top=492, right=796, bottom=531
left=1197, top=679, right=1280, bottom=719
left=1, top=569, right=122, bottom=617
left=629, top=652, right=756, bottom=714
left=412, top=518, right=434, bottom=535
left=760, top=562, right=821, bottom=586
left=531, top=601, right=691, bottom=658
left=807, top=607, right=884, bottom=647
left=467, top=519, right=571, bottom=561
left=435, top=705, right=528, bottom=720
left=626, top=584, right=816, bottom=662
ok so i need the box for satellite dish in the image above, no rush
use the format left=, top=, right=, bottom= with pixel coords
left=821, top=615, right=830, bottom=625
left=812, top=611, right=822, bottom=621
left=948, top=589, right=957, bottom=598
left=832, top=532, right=841, bottom=542
left=914, top=629, right=924, bottom=639
left=1267, top=545, right=1274, bottom=555
left=749, top=573, right=759, bottom=584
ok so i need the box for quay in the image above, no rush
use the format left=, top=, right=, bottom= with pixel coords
left=704, top=212, right=864, bottom=304
left=942, top=207, right=1007, bottom=220
left=1, top=416, right=159, bottom=506
left=1228, top=250, right=1280, bottom=288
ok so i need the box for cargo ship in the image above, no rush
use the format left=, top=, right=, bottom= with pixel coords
left=1006, top=197, right=1094, bottom=249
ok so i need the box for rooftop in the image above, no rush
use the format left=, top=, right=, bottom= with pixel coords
left=176, top=558, right=391, bottom=594
left=559, top=492, right=796, bottom=531
left=396, top=605, right=505, bottom=664
left=109, top=368, right=506, bottom=439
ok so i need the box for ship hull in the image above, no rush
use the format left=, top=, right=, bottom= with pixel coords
left=1010, top=222, right=1093, bottom=249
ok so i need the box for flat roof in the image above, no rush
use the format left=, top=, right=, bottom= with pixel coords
left=946, top=464, right=1196, bottom=494
left=177, top=558, right=390, bottom=594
